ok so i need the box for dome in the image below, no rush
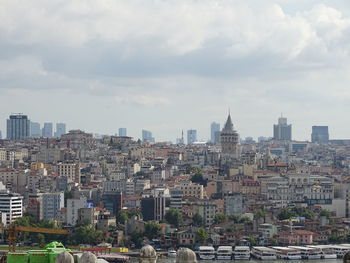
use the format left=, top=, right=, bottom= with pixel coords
left=80, top=252, right=98, bottom=263
left=140, top=245, right=157, bottom=258
left=56, top=252, right=74, bottom=263
left=176, top=247, right=197, bottom=263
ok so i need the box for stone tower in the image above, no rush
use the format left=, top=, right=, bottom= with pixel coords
left=220, top=113, right=239, bottom=157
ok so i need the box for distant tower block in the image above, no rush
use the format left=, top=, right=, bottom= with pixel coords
left=220, top=113, right=239, bottom=157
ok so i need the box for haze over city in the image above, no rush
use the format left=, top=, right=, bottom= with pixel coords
left=1, top=0, right=350, bottom=141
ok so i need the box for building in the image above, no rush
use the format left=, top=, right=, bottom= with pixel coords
left=6, top=114, right=30, bottom=140
left=142, top=130, right=155, bottom=142
left=141, top=197, right=155, bottom=221
left=311, top=126, right=329, bottom=143
left=187, top=130, right=197, bottom=145
left=66, top=196, right=87, bottom=226
left=170, top=189, right=183, bottom=211
left=42, top=122, right=53, bottom=138
left=101, top=192, right=123, bottom=216
left=211, top=122, right=221, bottom=143
left=57, top=162, right=81, bottom=183
left=30, top=122, right=41, bottom=137
left=0, top=190, right=23, bottom=225
left=55, top=123, right=66, bottom=137
left=0, top=130, right=2, bottom=139
left=42, top=192, right=64, bottom=220
left=192, top=200, right=218, bottom=226
left=176, top=182, right=204, bottom=199
left=119, top=128, right=127, bottom=136
left=220, top=114, right=239, bottom=157
left=273, top=116, right=292, bottom=140
left=224, top=193, right=243, bottom=216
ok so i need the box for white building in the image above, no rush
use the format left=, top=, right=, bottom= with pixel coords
left=0, top=190, right=23, bottom=225
left=102, top=180, right=125, bottom=193
left=42, top=192, right=64, bottom=220
left=66, top=196, right=87, bottom=226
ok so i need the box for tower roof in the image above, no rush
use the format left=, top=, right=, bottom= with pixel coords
left=223, top=114, right=234, bottom=132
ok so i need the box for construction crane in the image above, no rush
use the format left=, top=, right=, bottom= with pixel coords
left=0, top=225, right=69, bottom=252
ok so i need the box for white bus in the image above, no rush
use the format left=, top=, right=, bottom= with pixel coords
left=251, top=246, right=277, bottom=260
left=288, top=246, right=321, bottom=259
left=198, top=246, right=215, bottom=260
left=233, top=246, right=250, bottom=260
left=271, top=246, right=301, bottom=260
left=216, top=246, right=233, bottom=260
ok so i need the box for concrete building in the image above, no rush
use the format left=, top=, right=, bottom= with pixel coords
left=211, top=122, right=221, bottom=143
left=311, top=126, right=329, bottom=143
left=66, top=196, right=87, bottom=226
left=30, top=122, right=41, bottom=137
left=55, top=123, right=66, bottom=137
left=192, top=200, right=218, bottom=226
left=187, top=130, right=197, bottom=145
left=0, top=190, right=23, bottom=225
left=176, top=182, right=204, bottom=199
left=78, top=207, right=99, bottom=227
left=7, top=114, right=30, bottom=140
left=42, top=192, right=64, bottom=220
left=170, top=189, right=183, bottom=210
left=118, top=128, right=127, bottom=136
left=57, top=162, right=81, bottom=183
left=42, top=122, right=53, bottom=138
left=224, top=193, right=243, bottom=216
left=273, top=116, right=292, bottom=141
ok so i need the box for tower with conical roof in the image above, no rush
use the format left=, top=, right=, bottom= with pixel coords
left=220, top=113, right=239, bottom=157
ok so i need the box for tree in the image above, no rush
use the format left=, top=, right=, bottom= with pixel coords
left=277, top=208, right=297, bottom=220
left=254, top=210, right=266, bottom=221
left=130, top=230, right=144, bottom=248
left=144, top=222, right=161, bottom=240
left=320, top=209, right=331, bottom=219
left=64, top=190, right=73, bottom=207
left=117, top=210, right=129, bottom=224
left=69, top=225, right=103, bottom=245
left=213, top=213, right=226, bottom=224
left=248, top=236, right=257, bottom=246
left=165, top=209, right=183, bottom=227
left=228, top=214, right=240, bottom=223
left=193, top=213, right=203, bottom=227
left=36, top=233, right=45, bottom=244
left=196, top=228, right=209, bottom=245
left=191, top=173, right=207, bottom=187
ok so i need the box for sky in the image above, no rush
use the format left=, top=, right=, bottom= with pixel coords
left=1, top=0, right=350, bottom=142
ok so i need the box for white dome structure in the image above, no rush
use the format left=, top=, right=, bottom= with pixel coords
left=176, top=247, right=197, bottom=263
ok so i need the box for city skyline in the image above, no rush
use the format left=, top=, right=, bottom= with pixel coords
left=1, top=1, right=350, bottom=142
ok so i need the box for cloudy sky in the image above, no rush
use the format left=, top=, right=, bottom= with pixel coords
left=1, top=0, right=350, bottom=142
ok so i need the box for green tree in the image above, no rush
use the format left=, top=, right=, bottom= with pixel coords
left=117, top=210, right=129, bottom=224
left=196, top=228, right=209, bottom=245
left=228, top=214, right=240, bottom=223
left=277, top=208, right=297, bottom=220
left=130, top=230, right=144, bottom=248
left=320, top=209, right=331, bottom=219
left=69, top=225, right=103, bottom=245
left=248, top=236, right=257, bottom=246
left=36, top=233, right=45, bottom=244
left=254, top=210, right=266, bottom=221
left=165, top=209, right=183, bottom=227
left=213, top=213, right=226, bottom=224
left=64, top=190, right=74, bottom=207
left=144, top=222, right=161, bottom=240
left=192, top=213, right=204, bottom=227
left=191, top=173, right=207, bottom=187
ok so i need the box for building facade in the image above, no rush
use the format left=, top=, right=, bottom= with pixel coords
left=42, top=122, right=53, bottom=138
left=220, top=114, right=239, bottom=157
left=187, top=130, right=197, bottom=145
left=7, top=114, right=30, bottom=140
left=55, top=123, right=66, bottom=137
left=311, top=126, right=329, bottom=143
left=211, top=122, right=221, bottom=144
left=0, top=190, right=23, bottom=225
left=273, top=116, right=292, bottom=141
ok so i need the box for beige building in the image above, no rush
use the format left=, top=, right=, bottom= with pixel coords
left=78, top=207, right=100, bottom=227
left=192, top=200, right=218, bottom=226
left=176, top=182, right=204, bottom=199
left=57, top=162, right=81, bottom=183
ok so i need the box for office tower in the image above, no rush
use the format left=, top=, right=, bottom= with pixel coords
left=0, top=131, right=2, bottom=139
left=187, top=129, right=197, bottom=145
left=273, top=116, right=292, bottom=141
left=142, top=129, right=155, bottom=142
left=55, top=123, right=66, bottom=137
left=220, top=113, right=239, bottom=156
left=118, top=128, right=127, bottom=136
left=42, top=122, right=53, bottom=137
left=30, top=122, right=41, bottom=137
left=6, top=114, right=30, bottom=140
left=311, top=126, right=329, bottom=143
left=211, top=122, right=221, bottom=143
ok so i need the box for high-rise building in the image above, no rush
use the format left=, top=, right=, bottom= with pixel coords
left=118, top=128, right=127, bottom=136
left=187, top=129, right=197, bottom=145
left=273, top=116, right=292, bottom=141
left=142, top=129, right=155, bottom=142
left=30, top=122, right=41, bottom=137
left=0, top=190, right=23, bottom=225
left=311, top=126, right=329, bottom=143
left=55, top=123, right=66, bottom=137
left=6, top=114, right=30, bottom=140
left=42, top=122, right=53, bottom=138
left=220, top=114, right=239, bottom=156
left=0, top=130, right=2, bottom=139
left=211, top=122, right=221, bottom=143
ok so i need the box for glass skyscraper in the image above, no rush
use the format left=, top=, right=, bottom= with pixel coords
left=6, top=114, right=30, bottom=140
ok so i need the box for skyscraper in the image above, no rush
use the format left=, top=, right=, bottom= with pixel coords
left=220, top=113, right=239, bottom=156
left=187, top=129, right=197, bottom=145
left=119, top=128, right=127, bottom=136
left=311, top=126, right=329, bottom=143
left=0, top=130, right=2, bottom=139
left=210, top=122, right=221, bottom=143
left=55, top=123, right=66, bottom=137
left=273, top=116, right=292, bottom=141
left=30, top=122, right=41, bottom=137
left=142, top=129, right=155, bottom=142
left=6, top=114, right=30, bottom=140
left=42, top=123, right=53, bottom=137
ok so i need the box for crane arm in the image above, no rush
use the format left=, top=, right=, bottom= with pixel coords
left=15, top=226, right=69, bottom=235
